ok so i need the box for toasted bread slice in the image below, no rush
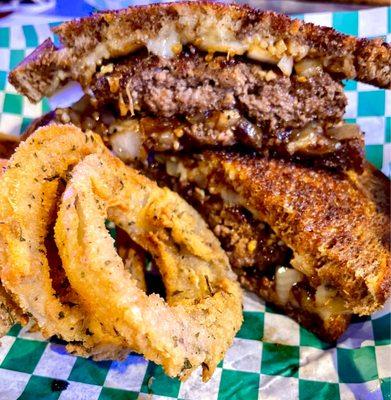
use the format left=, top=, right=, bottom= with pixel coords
left=156, top=151, right=390, bottom=315
left=8, top=1, right=391, bottom=103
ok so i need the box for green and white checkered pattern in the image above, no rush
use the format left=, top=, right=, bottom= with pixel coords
left=0, top=6, right=390, bottom=400
left=1, top=297, right=390, bottom=400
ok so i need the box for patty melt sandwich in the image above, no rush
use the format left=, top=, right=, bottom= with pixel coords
left=9, top=2, right=391, bottom=341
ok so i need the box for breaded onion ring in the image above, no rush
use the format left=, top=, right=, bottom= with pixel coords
left=55, top=152, right=242, bottom=380
left=0, top=159, right=25, bottom=336
left=116, top=236, right=147, bottom=292
left=0, top=126, right=129, bottom=358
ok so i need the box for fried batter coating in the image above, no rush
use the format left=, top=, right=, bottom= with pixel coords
left=55, top=152, right=242, bottom=380
left=0, top=125, right=130, bottom=358
left=0, top=159, right=25, bottom=336
left=0, top=125, right=242, bottom=380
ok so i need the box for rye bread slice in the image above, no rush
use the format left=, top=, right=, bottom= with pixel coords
left=8, top=1, right=391, bottom=103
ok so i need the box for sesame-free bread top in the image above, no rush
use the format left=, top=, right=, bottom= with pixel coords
left=8, top=1, right=391, bottom=102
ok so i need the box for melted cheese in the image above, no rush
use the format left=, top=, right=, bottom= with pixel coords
left=315, top=285, right=349, bottom=320
left=275, top=266, right=304, bottom=305
left=220, top=188, right=242, bottom=206
left=165, top=160, right=188, bottom=182
left=146, top=24, right=181, bottom=58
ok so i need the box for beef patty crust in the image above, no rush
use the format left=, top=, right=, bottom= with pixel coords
left=91, top=47, right=346, bottom=135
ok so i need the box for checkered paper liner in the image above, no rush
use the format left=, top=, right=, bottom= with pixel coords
left=0, top=6, right=390, bottom=400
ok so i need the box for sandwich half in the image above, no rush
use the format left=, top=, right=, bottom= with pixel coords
left=9, top=2, right=391, bottom=341
left=9, top=2, right=391, bottom=171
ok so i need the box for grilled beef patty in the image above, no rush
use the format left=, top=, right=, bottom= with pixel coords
left=86, top=47, right=364, bottom=170
left=91, top=47, right=346, bottom=131
left=22, top=46, right=364, bottom=171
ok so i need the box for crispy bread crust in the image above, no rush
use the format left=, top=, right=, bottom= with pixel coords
left=9, top=39, right=59, bottom=103
left=8, top=1, right=391, bottom=102
left=194, top=152, right=390, bottom=315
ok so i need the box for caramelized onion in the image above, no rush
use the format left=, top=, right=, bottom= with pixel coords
left=187, top=110, right=240, bottom=132
left=294, top=58, right=322, bottom=77
left=277, top=55, right=293, bottom=76
left=247, top=46, right=279, bottom=64
left=287, top=123, right=335, bottom=155
left=326, top=124, right=362, bottom=141
left=235, top=119, right=263, bottom=150
left=109, top=120, right=142, bottom=161
left=315, top=285, right=349, bottom=319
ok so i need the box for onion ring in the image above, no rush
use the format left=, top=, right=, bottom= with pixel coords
left=116, top=230, right=147, bottom=292
left=0, top=125, right=129, bottom=358
left=0, top=158, right=25, bottom=336
left=55, top=152, right=242, bottom=380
